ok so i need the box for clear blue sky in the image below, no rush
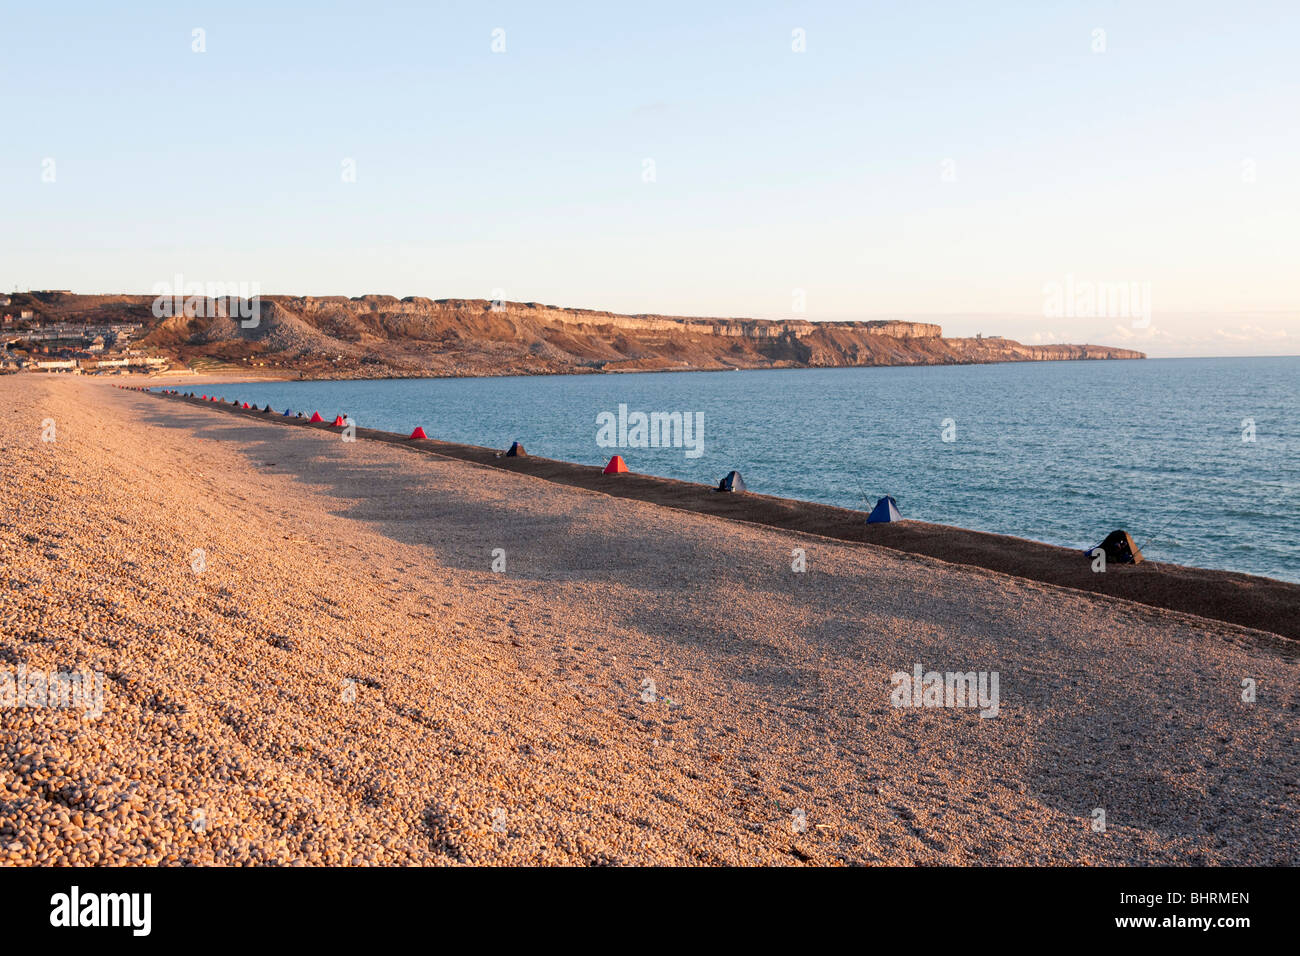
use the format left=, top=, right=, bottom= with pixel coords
left=3, top=1, right=1297, bottom=355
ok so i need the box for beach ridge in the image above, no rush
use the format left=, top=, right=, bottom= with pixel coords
left=142, top=385, right=1300, bottom=643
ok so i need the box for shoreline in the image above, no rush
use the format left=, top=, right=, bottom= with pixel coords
left=132, top=352, right=1142, bottom=386
left=143, top=385, right=1299, bottom=641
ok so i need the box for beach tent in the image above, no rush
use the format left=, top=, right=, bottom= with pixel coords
left=716, top=470, right=747, bottom=492
left=331, top=415, right=347, bottom=427
left=283, top=409, right=292, bottom=416
left=506, top=441, right=526, bottom=457
left=242, top=402, right=251, bottom=409
left=409, top=426, right=428, bottom=440
left=603, top=455, right=629, bottom=474
left=309, top=412, right=324, bottom=423
left=867, top=496, right=902, bottom=523
left=1087, top=529, right=1144, bottom=565
left=262, top=404, right=273, bottom=413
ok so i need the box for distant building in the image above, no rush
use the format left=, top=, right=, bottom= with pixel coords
left=5, top=322, right=141, bottom=346
left=94, top=356, right=167, bottom=369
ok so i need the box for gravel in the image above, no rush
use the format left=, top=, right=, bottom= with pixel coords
left=1, top=376, right=1296, bottom=865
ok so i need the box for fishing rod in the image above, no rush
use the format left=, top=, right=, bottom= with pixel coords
left=1131, top=511, right=1183, bottom=571
left=849, top=470, right=874, bottom=512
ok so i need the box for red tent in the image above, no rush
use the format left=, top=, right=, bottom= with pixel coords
left=309, top=412, right=324, bottom=423
left=331, top=415, right=346, bottom=427
left=242, top=403, right=251, bottom=409
left=603, top=455, right=629, bottom=474
left=408, top=427, right=428, bottom=440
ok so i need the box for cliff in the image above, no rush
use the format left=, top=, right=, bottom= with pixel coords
left=7, top=292, right=1144, bottom=377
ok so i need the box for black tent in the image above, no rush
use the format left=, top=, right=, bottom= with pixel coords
left=716, top=470, right=747, bottom=493
left=506, top=441, right=526, bottom=457
left=1088, top=529, right=1144, bottom=565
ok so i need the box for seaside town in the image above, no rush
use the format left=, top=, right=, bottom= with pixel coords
left=1, top=292, right=165, bottom=375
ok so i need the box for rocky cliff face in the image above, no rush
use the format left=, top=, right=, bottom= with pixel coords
left=12, top=292, right=1144, bottom=377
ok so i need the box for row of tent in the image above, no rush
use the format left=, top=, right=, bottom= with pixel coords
left=166, top=389, right=355, bottom=425
left=602, top=460, right=906, bottom=525
left=141, top=390, right=921, bottom=527
left=138, top=387, right=1143, bottom=559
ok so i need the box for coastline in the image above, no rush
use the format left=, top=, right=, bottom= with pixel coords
left=4, top=375, right=1297, bottom=865
left=9, top=291, right=1145, bottom=381
left=120, top=350, right=1300, bottom=388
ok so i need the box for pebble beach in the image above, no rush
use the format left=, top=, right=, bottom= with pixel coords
left=2, top=375, right=1297, bottom=865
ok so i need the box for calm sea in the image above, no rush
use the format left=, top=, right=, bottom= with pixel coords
left=173, top=357, right=1300, bottom=583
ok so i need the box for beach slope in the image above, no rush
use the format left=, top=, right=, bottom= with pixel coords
left=1, top=377, right=1295, bottom=865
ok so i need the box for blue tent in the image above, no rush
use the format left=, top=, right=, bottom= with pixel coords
left=283, top=409, right=292, bottom=416
left=867, top=495, right=902, bottom=523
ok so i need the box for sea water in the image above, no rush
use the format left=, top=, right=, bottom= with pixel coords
left=169, top=357, right=1300, bottom=583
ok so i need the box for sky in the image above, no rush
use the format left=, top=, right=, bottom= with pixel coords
left=2, top=1, right=1297, bottom=356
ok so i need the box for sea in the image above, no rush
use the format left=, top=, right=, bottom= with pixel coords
left=168, top=356, right=1300, bottom=584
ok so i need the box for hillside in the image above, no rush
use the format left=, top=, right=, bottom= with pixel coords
left=7, top=292, right=1145, bottom=377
